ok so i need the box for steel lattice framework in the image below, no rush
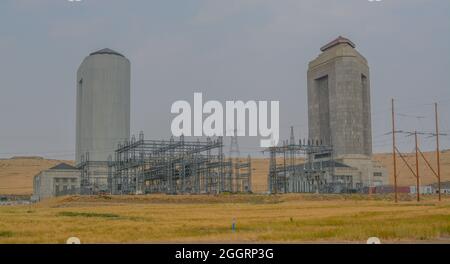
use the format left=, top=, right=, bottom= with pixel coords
left=110, top=132, right=252, bottom=195
left=265, top=127, right=336, bottom=194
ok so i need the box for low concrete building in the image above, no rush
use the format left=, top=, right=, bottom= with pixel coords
left=32, top=163, right=81, bottom=201
left=335, top=154, right=389, bottom=188
left=430, top=181, right=450, bottom=194
left=419, top=182, right=450, bottom=195
left=410, top=185, right=434, bottom=195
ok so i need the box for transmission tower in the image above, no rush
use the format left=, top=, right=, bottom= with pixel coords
left=229, top=128, right=240, bottom=159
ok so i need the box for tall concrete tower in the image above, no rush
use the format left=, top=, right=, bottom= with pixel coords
left=307, top=36, right=372, bottom=158
left=76, top=48, right=130, bottom=165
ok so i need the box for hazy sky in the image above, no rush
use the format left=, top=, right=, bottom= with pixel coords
left=0, top=0, right=449, bottom=159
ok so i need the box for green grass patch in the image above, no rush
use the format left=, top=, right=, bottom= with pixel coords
left=58, top=211, right=120, bottom=218
left=0, top=231, right=14, bottom=237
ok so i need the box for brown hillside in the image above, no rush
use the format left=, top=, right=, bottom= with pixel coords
left=373, top=150, right=450, bottom=187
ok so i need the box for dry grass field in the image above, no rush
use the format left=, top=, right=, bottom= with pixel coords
left=1, top=151, right=450, bottom=244
left=1, top=150, right=449, bottom=195
left=1, top=194, right=450, bottom=244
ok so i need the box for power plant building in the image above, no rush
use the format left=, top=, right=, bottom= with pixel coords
left=307, top=37, right=387, bottom=189
left=76, top=48, right=130, bottom=165
left=308, top=36, right=372, bottom=158
left=32, top=39, right=389, bottom=199
left=33, top=48, right=132, bottom=199
left=32, top=163, right=81, bottom=201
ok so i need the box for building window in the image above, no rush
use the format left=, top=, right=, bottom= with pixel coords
left=374, top=181, right=382, bottom=187
left=315, top=75, right=331, bottom=145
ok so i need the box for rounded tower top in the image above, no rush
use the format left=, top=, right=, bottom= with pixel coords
left=89, top=48, right=125, bottom=58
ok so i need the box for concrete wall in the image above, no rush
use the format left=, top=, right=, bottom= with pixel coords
left=76, top=51, right=130, bottom=164
left=308, top=41, right=372, bottom=157
left=337, top=155, right=389, bottom=188
left=333, top=166, right=361, bottom=189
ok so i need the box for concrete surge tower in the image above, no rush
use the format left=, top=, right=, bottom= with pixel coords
left=307, top=36, right=372, bottom=158
left=76, top=48, right=130, bottom=165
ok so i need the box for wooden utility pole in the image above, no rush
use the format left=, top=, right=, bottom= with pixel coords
left=415, top=131, right=420, bottom=202
left=392, top=99, right=398, bottom=203
left=435, top=103, right=441, bottom=201
left=417, top=103, right=443, bottom=201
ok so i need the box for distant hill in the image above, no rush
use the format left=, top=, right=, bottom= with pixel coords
left=0, top=151, right=449, bottom=195
left=373, top=150, right=450, bottom=187
left=0, top=158, right=74, bottom=195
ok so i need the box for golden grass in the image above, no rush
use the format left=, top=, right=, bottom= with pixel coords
left=1, top=194, right=450, bottom=244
